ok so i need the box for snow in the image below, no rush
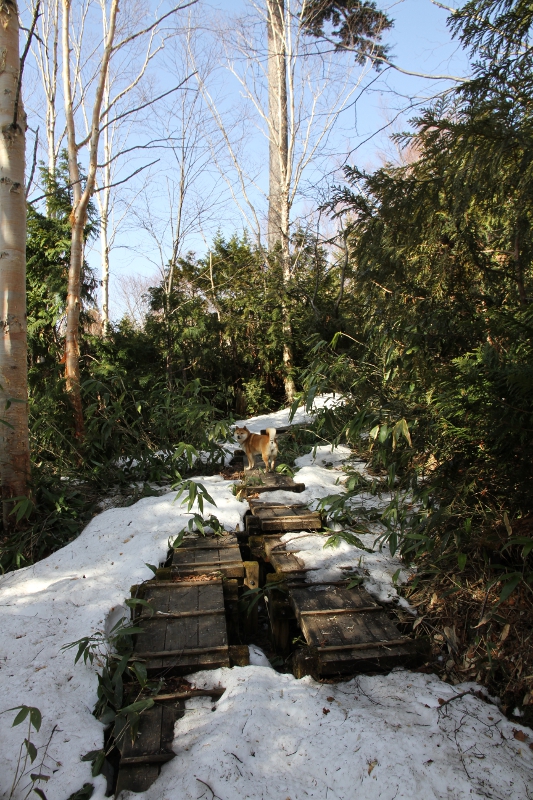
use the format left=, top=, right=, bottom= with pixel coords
left=234, top=392, right=342, bottom=430
left=0, top=477, right=247, bottom=800
left=0, top=398, right=531, bottom=800
left=127, top=664, right=533, bottom=800
left=281, top=531, right=413, bottom=606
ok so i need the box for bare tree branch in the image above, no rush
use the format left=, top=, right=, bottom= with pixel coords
left=111, top=1, right=197, bottom=53
left=93, top=158, right=160, bottom=192
left=25, top=126, right=39, bottom=198
left=13, top=0, right=41, bottom=128
left=76, top=75, right=196, bottom=150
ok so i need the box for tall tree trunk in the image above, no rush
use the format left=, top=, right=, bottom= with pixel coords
left=267, top=0, right=287, bottom=250
left=0, top=0, right=31, bottom=528
left=100, top=211, right=110, bottom=337
left=267, top=0, right=295, bottom=402
left=514, top=230, right=527, bottom=306
left=61, top=0, right=119, bottom=438
left=45, top=0, right=59, bottom=178
left=334, top=227, right=349, bottom=316
left=97, top=9, right=111, bottom=338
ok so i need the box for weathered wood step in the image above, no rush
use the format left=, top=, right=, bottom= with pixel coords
left=115, top=699, right=178, bottom=795
left=235, top=472, right=305, bottom=499
left=131, top=579, right=230, bottom=674
left=288, top=582, right=423, bottom=677
left=249, top=534, right=315, bottom=575
left=246, top=501, right=322, bottom=532
left=249, top=499, right=309, bottom=513
left=156, top=535, right=258, bottom=589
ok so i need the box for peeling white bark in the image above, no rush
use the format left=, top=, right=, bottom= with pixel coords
left=0, top=0, right=31, bottom=523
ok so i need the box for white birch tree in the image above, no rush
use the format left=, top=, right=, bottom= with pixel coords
left=53, top=0, right=194, bottom=437
left=0, top=0, right=31, bottom=526
left=197, top=0, right=365, bottom=400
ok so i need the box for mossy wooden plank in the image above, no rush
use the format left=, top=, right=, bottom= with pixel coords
left=269, top=550, right=304, bottom=573
left=252, top=506, right=308, bottom=519
left=167, top=537, right=244, bottom=580
left=235, top=473, right=305, bottom=497
left=135, top=586, right=169, bottom=671
left=248, top=500, right=308, bottom=514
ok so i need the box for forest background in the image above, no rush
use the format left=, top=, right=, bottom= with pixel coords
left=1, top=0, right=533, bottom=710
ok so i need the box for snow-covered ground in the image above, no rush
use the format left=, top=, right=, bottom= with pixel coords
left=0, top=477, right=246, bottom=800
left=0, top=401, right=531, bottom=800
left=134, top=666, right=533, bottom=800
left=234, top=392, right=343, bottom=430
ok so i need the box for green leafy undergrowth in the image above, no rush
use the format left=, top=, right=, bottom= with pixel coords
left=64, top=614, right=161, bottom=780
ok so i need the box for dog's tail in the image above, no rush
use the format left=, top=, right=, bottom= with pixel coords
left=265, top=427, right=277, bottom=442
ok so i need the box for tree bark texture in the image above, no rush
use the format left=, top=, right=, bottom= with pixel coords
left=514, top=230, right=527, bottom=306
left=100, top=208, right=110, bottom=337
left=267, top=0, right=295, bottom=402
left=61, top=0, right=119, bottom=437
left=267, top=0, right=288, bottom=251
left=0, top=0, right=31, bottom=525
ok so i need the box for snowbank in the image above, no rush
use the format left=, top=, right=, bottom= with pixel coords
left=1, top=400, right=531, bottom=800
left=234, top=392, right=342, bottom=430
left=264, top=443, right=410, bottom=605
left=0, top=477, right=246, bottom=800
left=281, top=531, right=413, bottom=605
left=131, top=664, right=533, bottom=800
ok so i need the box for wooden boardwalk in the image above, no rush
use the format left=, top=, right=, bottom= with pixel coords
left=248, top=518, right=423, bottom=678
left=115, top=684, right=226, bottom=794
left=131, top=578, right=230, bottom=673
left=245, top=499, right=322, bottom=532
left=116, top=462, right=422, bottom=791
left=158, top=533, right=247, bottom=579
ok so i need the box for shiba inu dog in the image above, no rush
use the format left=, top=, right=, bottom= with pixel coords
left=234, top=426, right=278, bottom=472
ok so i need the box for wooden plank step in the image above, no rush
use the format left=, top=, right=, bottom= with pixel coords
left=235, top=473, right=305, bottom=498
left=115, top=700, right=178, bottom=794
left=260, top=514, right=322, bottom=532
left=252, top=506, right=310, bottom=518
left=287, top=582, right=422, bottom=677
left=249, top=503, right=322, bottom=532
left=132, top=580, right=230, bottom=674
left=248, top=500, right=309, bottom=513
left=159, top=535, right=245, bottom=580
left=250, top=535, right=313, bottom=574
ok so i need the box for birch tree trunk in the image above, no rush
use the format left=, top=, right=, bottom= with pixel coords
left=267, top=0, right=295, bottom=402
left=32, top=0, right=60, bottom=180
left=267, top=0, right=287, bottom=250
left=0, top=0, right=31, bottom=526
left=61, top=0, right=119, bottom=438
left=96, top=2, right=111, bottom=337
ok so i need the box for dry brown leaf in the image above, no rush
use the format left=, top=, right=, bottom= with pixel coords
left=503, top=511, right=513, bottom=537
left=499, top=623, right=510, bottom=644
left=443, top=626, right=458, bottom=650
left=513, top=729, right=528, bottom=742
left=368, top=760, right=378, bottom=775
left=322, top=708, right=330, bottom=715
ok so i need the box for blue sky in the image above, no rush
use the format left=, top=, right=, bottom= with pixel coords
left=81, top=0, right=471, bottom=319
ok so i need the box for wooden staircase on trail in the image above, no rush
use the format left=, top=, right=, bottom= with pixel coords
left=245, top=498, right=322, bottom=533
left=117, top=534, right=253, bottom=794
left=116, top=461, right=423, bottom=793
